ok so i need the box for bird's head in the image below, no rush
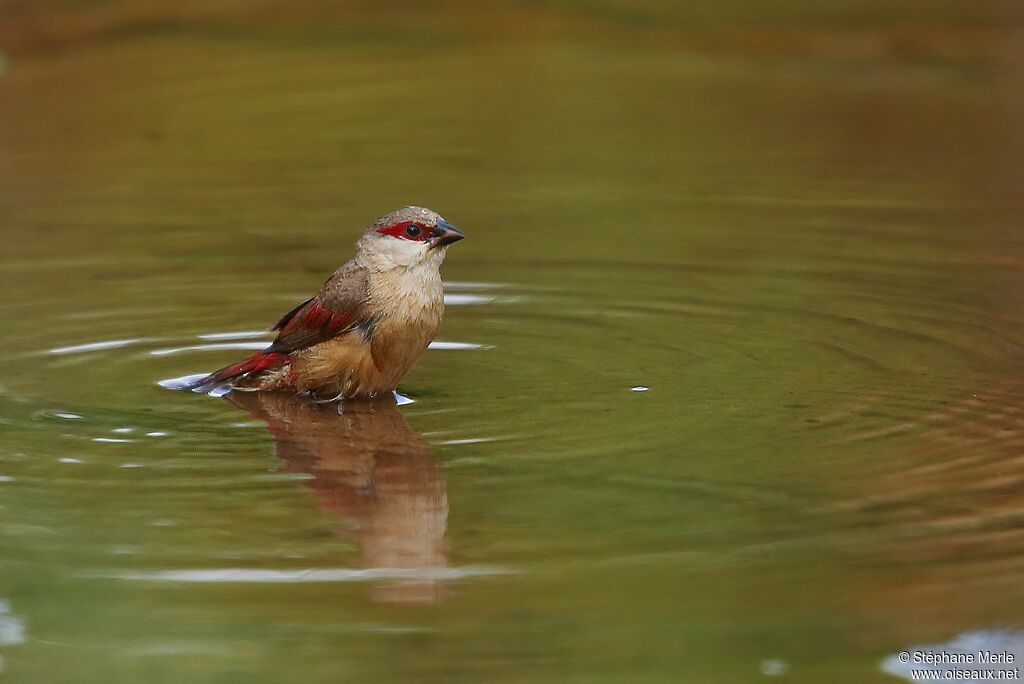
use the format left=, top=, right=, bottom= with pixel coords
left=357, top=206, right=465, bottom=269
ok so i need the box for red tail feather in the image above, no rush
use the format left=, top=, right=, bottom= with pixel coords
left=187, top=351, right=288, bottom=389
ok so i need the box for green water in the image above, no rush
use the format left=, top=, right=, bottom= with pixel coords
left=1, top=3, right=1023, bottom=682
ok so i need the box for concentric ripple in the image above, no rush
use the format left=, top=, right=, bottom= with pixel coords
left=1, top=17, right=1022, bottom=679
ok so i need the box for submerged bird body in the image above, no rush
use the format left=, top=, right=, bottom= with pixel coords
left=189, top=206, right=464, bottom=399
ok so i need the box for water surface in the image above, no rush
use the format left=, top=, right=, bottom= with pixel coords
left=1, top=3, right=1023, bottom=682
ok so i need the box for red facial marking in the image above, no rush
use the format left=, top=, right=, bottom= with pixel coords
left=376, top=220, right=430, bottom=242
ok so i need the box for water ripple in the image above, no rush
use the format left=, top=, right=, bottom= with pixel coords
left=87, top=566, right=512, bottom=583
left=149, top=342, right=269, bottom=356
left=0, top=600, right=26, bottom=647
left=47, top=338, right=150, bottom=355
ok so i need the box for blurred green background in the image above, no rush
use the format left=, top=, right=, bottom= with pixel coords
left=0, top=1, right=1022, bottom=682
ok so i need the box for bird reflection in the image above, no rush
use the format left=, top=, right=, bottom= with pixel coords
left=227, top=392, right=448, bottom=604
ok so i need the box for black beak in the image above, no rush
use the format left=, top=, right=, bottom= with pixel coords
left=429, top=219, right=465, bottom=249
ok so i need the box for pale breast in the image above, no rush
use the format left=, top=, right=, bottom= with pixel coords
left=367, top=266, right=445, bottom=388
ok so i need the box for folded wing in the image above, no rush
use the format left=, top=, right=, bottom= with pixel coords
left=187, top=260, right=370, bottom=389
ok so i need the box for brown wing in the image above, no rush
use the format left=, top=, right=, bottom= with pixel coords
left=266, top=260, right=370, bottom=355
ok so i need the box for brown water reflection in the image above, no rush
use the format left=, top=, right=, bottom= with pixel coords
left=815, top=377, right=1024, bottom=649
left=229, top=392, right=448, bottom=605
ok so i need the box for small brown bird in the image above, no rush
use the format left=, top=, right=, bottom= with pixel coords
left=188, top=206, right=464, bottom=399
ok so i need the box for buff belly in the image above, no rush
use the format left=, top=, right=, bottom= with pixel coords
left=261, top=317, right=439, bottom=398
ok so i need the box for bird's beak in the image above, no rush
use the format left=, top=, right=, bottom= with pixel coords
left=429, top=219, right=465, bottom=249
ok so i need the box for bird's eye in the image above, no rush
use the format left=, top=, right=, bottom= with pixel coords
left=405, top=224, right=422, bottom=238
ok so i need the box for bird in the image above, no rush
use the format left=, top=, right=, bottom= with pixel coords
left=186, top=206, right=465, bottom=400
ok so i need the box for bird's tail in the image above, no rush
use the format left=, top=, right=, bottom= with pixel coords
left=184, top=351, right=288, bottom=391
